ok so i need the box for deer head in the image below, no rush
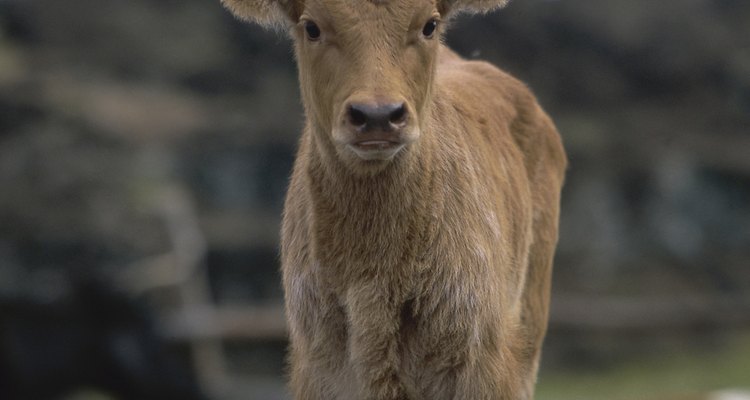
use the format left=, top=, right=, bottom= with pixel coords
left=222, top=0, right=509, bottom=169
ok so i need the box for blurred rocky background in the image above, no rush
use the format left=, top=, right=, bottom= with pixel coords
left=0, top=0, right=748, bottom=399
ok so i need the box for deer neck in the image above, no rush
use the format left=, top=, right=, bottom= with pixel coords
left=303, top=116, right=441, bottom=282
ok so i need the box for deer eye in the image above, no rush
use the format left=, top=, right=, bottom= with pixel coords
left=304, top=21, right=321, bottom=41
left=422, top=18, right=438, bottom=38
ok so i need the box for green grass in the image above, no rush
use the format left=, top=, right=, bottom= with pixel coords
left=536, top=333, right=750, bottom=400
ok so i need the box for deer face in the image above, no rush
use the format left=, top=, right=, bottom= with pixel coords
left=293, top=0, right=441, bottom=164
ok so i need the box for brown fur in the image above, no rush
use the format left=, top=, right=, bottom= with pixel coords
left=222, top=0, right=566, bottom=398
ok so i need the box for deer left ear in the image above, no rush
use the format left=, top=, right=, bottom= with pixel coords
left=439, top=0, right=510, bottom=16
left=221, top=0, right=299, bottom=28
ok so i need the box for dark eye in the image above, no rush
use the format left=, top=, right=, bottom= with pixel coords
left=304, top=21, right=321, bottom=41
left=422, top=18, right=438, bottom=38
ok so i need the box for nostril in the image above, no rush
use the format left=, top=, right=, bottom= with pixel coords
left=389, top=103, right=407, bottom=125
left=348, top=105, right=367, bottom=128
left=346, top=101, right=407, bottom=131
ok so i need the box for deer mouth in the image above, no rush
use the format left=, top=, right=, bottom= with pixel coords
left=347, top=139, right=405, bottom=160
left=335, top=125, right=417, bottom=162
left=352, top=139, right=402, bottom=150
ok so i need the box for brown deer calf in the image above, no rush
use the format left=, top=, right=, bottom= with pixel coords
left=222, top=0, right=566, bottom=398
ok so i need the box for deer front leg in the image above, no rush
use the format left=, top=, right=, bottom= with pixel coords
left=449, top=321, right=528, bottom=400
left=345, top=284, right=409, bottom=400
left=286, top=275, right=351, bottom=399
left=288, top=335, right=356, bottom=400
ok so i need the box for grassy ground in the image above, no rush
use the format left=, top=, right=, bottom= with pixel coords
left=536, top=332, right=750, bottom=400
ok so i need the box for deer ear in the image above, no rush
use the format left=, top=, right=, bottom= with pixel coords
left=440, top=0, right=510, bottom=16
left=221, top=0, right=298, bottom=27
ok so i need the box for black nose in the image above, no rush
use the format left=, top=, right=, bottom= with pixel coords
left=347, top=102, right=408, bottom=132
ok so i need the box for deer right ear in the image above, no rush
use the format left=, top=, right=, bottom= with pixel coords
left=439, top=0, right=510, bottom=17
left=221, top=0, right=298, bottom=27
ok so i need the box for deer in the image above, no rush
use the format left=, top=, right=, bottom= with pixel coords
left=221, top=0, right=566, bottom=398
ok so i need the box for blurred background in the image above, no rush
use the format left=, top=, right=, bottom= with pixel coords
left=1, top=0, right=749, bottom=399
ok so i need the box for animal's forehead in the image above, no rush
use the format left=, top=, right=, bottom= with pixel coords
left=302, top=0, right=436, bottom=22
